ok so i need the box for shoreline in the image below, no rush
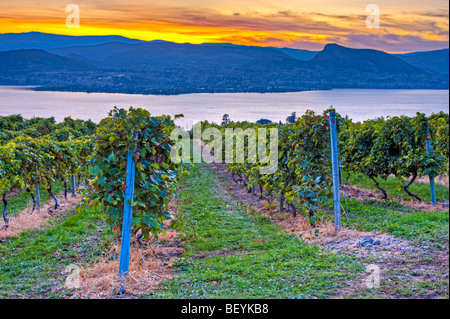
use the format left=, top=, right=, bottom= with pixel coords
left=31, top=86, right=330, bottom=96
left=1, top=85, right=447, bottom=97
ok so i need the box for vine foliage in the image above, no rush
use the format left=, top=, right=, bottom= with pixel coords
left=79, top=107, right=182, bottom=239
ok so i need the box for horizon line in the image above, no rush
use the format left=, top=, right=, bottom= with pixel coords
left=2, top=31, right=449, bottom=55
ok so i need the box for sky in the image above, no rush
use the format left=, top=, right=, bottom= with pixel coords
left=0, top=0, right=448, bottom=53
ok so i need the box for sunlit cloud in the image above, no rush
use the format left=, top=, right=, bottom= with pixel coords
left=0, top=0, right=448, bottom=53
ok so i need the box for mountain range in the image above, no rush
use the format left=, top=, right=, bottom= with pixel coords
left=0, top=32, right=448, bottom=94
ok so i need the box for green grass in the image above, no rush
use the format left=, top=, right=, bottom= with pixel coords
left=324, top=198, right=449, bottom=246
left=0, top=162, right=447, bottom=299
left=343, top=171, right=449, bottom=202
left=0, top=206, right=113, bottom=298
left=151, top=164, right=363, bottom=299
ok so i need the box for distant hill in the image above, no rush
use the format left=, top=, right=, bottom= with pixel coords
left=0, top=49, right=95, bottom=71
left=102, top=42, right=295, bottom=69
left=396, top=49, right=449, bottom=74
left=0, top=33, right=448, bottom=93
left=242, top=54, right=307, bottom=71
left=311, top=43, right=421, bottom=74
left=278, top=48, right=319, bottom=61
left=201, top=43, right=319, bottom=61
left=0, top=49, right=96, bottom=85
left=50, top=41, right=295, bottom=69
left=0, top=32, right=144, bottom=51
left=49, top=42, right=142, bottom=62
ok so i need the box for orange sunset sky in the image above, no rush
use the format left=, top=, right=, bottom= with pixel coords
left=0, top=0, right=448, bottom=53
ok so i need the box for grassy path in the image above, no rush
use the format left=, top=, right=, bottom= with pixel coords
left=152, top=164, right=363, bottom=299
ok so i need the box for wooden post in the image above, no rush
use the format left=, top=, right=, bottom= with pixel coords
left=329, top=112, right=341, bottom=231
left=119, top=147, right=137, bottom=294
left=426, top=122, right=437, bottom=206
left=35, top=182, right=41, bottom=209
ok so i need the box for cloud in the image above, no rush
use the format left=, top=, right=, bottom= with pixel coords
left=0, top=1, right=448, bottom=52
left=345, top=33, right=449, bottom=52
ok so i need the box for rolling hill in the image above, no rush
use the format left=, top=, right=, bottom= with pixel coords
left=0, top=49, right=95, bottom=71
left=311, top=43, right=422, bottom=74
left=0, top=32, right=448, bottom=93
left=397, top=49, right=449, bottom=74
left=0, top=32, right=143, bottom=51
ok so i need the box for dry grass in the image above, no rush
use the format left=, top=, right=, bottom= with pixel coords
left=262, top=207, right=377, bottom=250
left=272, top=211, right=374, bottom=244
left=0, top=194, right=81, bottom=240
left=1, top=187, right=184, bottom=299
left=76, top=240, right=183, bottom=299
left=76, top=205, right=184, bottom=299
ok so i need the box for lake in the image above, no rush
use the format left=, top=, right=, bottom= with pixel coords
left=0, top=86, right=448, bottom=128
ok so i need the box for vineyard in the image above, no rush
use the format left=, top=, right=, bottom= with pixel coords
left=200, top=110, right=448, bottom=223
left=0, top=108, right=448, bottom=299
left=0, top=115, right=96, bottom=225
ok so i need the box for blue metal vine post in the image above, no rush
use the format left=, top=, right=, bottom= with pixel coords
left=69, top=133, right=76, bottom=196
left=35, top=182, right=41, bottom=209
left=119, top=148, right=137, bottom=294
left=329, top=112, right=341, bottom=231
left=426, top=122, right=437, bottom=206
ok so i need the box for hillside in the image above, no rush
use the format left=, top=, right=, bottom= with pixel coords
left=397, top=49, right=449, bottom=74
left=0, top=49, right=95, bottom=71
left=0, top=32, right=143, bottom=51
left=0, top=33, right=448, bottom=93
left=311, top=43, right=421, bottom=74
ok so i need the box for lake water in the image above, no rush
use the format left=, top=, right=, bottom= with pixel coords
left=0, top=86, right=448, bottom=128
